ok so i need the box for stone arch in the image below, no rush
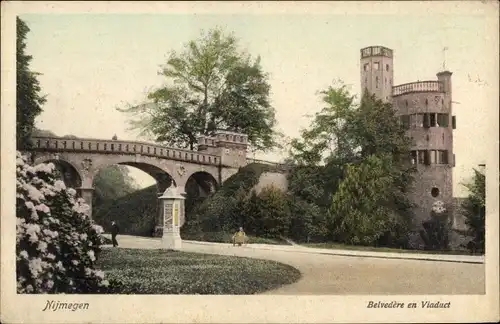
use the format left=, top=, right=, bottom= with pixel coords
left=183, top=171, right=219, bottom=225
left=33, top=155, right=83, bottom=189
left=90, top=161, right=176, bottom=193
left=185, top=171, right=219, bottom=197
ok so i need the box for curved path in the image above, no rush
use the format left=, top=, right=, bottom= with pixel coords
left=104, top=235, right=485, bottom=295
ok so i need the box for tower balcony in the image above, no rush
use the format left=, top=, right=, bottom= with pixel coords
left=360, top=46, right=393, bottom=58
left=392, top=81, right=444, bottom=97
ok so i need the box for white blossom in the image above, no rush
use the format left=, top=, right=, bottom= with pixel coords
left=23, top=183, right=44, bottom=202
left=25, top=201, right=35, bottom=211
left=33, top=162, right=55, bottom=174
left=20, top=250, right=29, bottom=259
left=95, top=270, right=105, bottom=279
left=71, top=260, right=79, bottom=266
left=29, top=258, right=43, bottom=277
left=46, top=253, right=56, bottom=260
left=35, top=203, right=50, bottom=214
left=67, top=188, right=77, bottom=196
left=37, top=241, right=48, bottom=252
left=53, top=180, right=66, bottom=192
left=45, top=280, right=54, bottom=289
left=92, top=224, right=104, bottom=234
left=87, top=250, right=96, bottom=262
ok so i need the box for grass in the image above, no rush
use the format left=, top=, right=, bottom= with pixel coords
left=302, top=242, right=482, bottom=256
left=181, top=231, right=292, bottom=245
left=96, top=248, right=301, bottom=294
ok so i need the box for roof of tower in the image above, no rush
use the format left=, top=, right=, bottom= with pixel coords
left=360, top=46, right=393, bottom=58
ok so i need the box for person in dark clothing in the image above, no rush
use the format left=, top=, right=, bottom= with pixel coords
left=111, top=221, right=119, bottom=247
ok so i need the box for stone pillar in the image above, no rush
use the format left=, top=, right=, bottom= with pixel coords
left=158, top=185, right=184, bottom=250
left=153, top=191, right=164, bottom=237
left=77, top=187, right=94, bottom=219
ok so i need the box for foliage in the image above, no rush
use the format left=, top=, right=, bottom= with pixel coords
left=118, top=28, right=278, bottom=151
left=461, top=168, right=486, bottom=252
left=17, top=18, right=46, bottom=151
left=246, top=186, right=291, bottom=239
left=287, top=195, right=327, bottom=243
left=96, top=248, right=301, bottom=294
left=329, top=154, right=408, bottom=245
left=419, top=201, right=451, bottom=251
left=93, top=185, right=158, bottom=236
left=185, top=163, right=277, bottom=234
left=16, top=152, right=119, bottom=293
left=288, top=83, right=414, bottom=247
left=92, top=165, right=139, bottom=208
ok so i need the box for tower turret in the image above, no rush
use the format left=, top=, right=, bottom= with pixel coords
left=360, top=46, right=394, bottom=102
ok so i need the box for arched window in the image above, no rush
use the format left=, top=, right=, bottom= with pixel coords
left=386, top=64, right=390, bottom=71
left=376, top=76, right=379, bottom=88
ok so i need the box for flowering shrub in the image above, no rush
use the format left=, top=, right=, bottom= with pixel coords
left=16, top=152, right=120, bottom=293
left=419, top=201, right=450, bottom=251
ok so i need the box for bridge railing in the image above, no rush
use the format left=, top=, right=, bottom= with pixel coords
left=31, top=137, right=221, bottom=166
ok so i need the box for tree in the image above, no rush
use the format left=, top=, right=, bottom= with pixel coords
left=329, top=154, right=409, bottom=245
left=461, top=168, right=486, bottom=252
left=289, top=83, right=414, bottom=246
left=17, top=17, right=46, bottom=150
left=251, top=186, right=290, bottom=238
left=118, top=28, right=278, bottom=151
left=92, top=165, right=139, bottom=209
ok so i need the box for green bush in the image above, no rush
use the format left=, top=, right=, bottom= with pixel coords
left=419, top=201, right=450, bottom=251
left=96, top=248, right=301, bottom=294
left=93, top=186, right=157, bottom=236
left=16, top=152, right=119, bottom=293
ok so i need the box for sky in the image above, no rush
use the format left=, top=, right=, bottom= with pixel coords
left=18, top=2, right=498, bottom=196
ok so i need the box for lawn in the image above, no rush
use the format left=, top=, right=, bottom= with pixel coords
left=302, top=243, right=480, bottom=255
left=96, top=248, right=301, bottom=294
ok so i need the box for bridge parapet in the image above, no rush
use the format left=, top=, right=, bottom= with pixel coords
left=31, top=137, right=221, bottom=166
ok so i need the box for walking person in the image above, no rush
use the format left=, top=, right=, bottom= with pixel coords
left=232, top=227, right=247, bottom=247
left=111, top=220, right=119, bottom=247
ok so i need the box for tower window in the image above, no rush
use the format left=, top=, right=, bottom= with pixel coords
left=437, top=113, right=449, bottom=127
left=376, top=76, right=379, bottom=88
left=363, top=63, right=369, bottom=71
left=425, top=98, right=428, bottom=106
left=431, top=187, right=440, bottom=197
left=386, top=64, right=389, bottom=71
left=385, top=77, right=387, bottom=85
left=429, top=113, right=437, bottom=127
left=437, top=150, right=448, bottom=164
left=373, top=62, right=380, bottom=70
left=417, top=150, right=426, bottom=164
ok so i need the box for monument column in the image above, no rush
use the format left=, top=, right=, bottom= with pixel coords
left=158, top=185, right=184, bottom=250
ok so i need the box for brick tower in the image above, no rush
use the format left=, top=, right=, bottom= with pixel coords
left=360, top=46, right=457, bottom=246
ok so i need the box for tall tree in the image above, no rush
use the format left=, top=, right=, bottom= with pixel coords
left=289, top=83, right=415, bottom=246
left=17, top=17, right=46, bottom=150
left=118, top=28, right=278, bottom=151
left=461, top=168, right=486, bottom=252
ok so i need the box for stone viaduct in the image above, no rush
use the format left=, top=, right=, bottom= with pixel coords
left=26, top=130, right=288, bottom=233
